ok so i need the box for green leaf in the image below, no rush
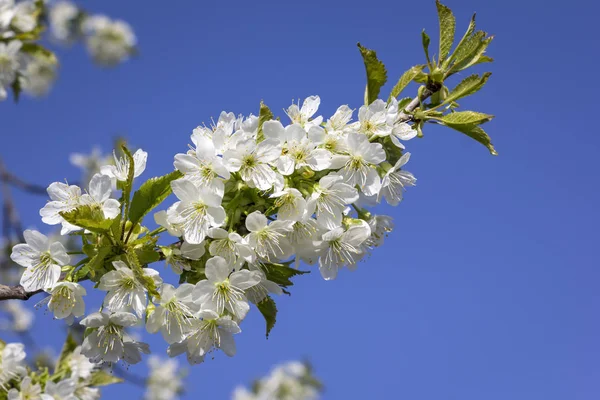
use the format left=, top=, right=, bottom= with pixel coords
left=129, top=170, right=183, bottom=227
left=135, top=246, right=160, bottom=265
left=442, top=13, right=476, bottom=70
left=357, top=43, right=388, bottom=105
left=89, top=370, right=123, bottom=387
left=263, top=263, right=309, bottom=287
left=256, top=296, right=277, bottom=338
left=442, top=72, right=491, bottom=105
left=436, top=0, right=456, bottom=62
left=80, top=246, right=112, bottom=281
left=388, top=65, right=424, bottom=102
left=60, top=205, right=114, bottom=234
left=397, top=97, right=412, bottom=110
left=421, top=30, right=432, bottom=67
left=256, top=101, right=274, bottom=142
left=54, top=333, right=78, bottom=375
left=20, top=43, right=58, bottom=64
left=437, top=111, right=494, bottom=125
left=443, top=122, right=497, bottom=155
left=452, top=35, right=493, bottom=72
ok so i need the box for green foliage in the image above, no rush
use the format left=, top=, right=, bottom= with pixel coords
left=421, top=31, right=432, bottom=67
left=134, top=245, right=161, bottom=265
left=128, top=170, right=183, bottom=228
left=451, top=35, right=493, bottom=72
left=60, top=205, right=114, bottom=234
left=89, top=370, right=123, bottom=387
left=397, top=97, right=412, bottom=110
left=54, top=333, right=78, bottom=376
left=20, top=43, right=58, bottom=64
left=441, top=122, right=497, bottom=155
left=357, top=43, right=388, bottom=105
left=257, top=101, right=274, bottom=142
left=436, top=110, right=493, bottom=125
left=436, top=0, right=455, bottom=62
left=79, top=245, right=112, bottom=281
left=443, top=73, right=491, bottom=104
left=388, top=66, right=424, bottom=103
left=263, top=263, right=309, bottom=288
left=256, top=296, right=277, bottom=338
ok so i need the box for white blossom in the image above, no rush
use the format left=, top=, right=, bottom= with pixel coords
left=145, top=356, right=183, bottom=400
left=167, top=179, right=225, bottom=244
left=245, top=211, right=294, bottom=262
left=68, top=346, right=96, bottom=380
left=0, top=40, right=22, bottom=101
left=100, top=148, right=147, bottom=183
left=146, top=283, right=199, bottom=345
left=174, top=133, right=229, bottom=194
left=207, top=228, right=254, bottom=270
left=317, top=221, right=371, bottom=280
left=163, top=241, right=206, bottom=275
left=7, top=377, right=42, bottom=400
left=98, top=261, right=161, bottom=318
left=49, top=1, right=79, bottom=43
left=80, top=311, right=144, bottom=364
left=351, top=99, right=392, bottom=138
left=79, top=173, right=121, bottom=221
left=192, top=256, right=261, bottom=320
left=43, top=378, right=77, bottom=400
left=379, top=152, right=416, bottom=205
left=184, top=309, right=241, bottom=359
left=40, top=182, right=82, bottom=235
left=223, top=138, right=281, bottom=191
left=270, top=188, right=307, bottom=222
left=330, top=132, right=386, bottom=196
left=83, top=15, right=136, bottom=66
left=305, top=175, right=358, bottom=229
left=390, top=121, right=418, bottom=149
left=0, top=301, right=33, bottom=332
left=44, top=281, right=86, bottom=325
left=0, top=343, right=26, bottom=390
left=10, top=230, right=70, bottom=292
left=286, top=96, right=323, bottom=130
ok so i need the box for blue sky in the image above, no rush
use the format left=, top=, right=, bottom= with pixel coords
left=2, top=0, right=599, bottom=398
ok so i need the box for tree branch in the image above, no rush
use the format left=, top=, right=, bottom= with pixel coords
left=397, top=82, right=442, bottom=122
left=0, top=284, right=44, bottom=301
left=0, top=165, right=48, bottom=195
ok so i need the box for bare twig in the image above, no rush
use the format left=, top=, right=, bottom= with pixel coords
left=0, top=167, right=48, bottom=195
left=397, top=82, right=442, bottom=122
left=0, top=284, right=44, bottom=300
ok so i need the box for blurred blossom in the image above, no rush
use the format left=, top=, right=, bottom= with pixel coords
left=48, top=0, right=80, bottom=44
left=0, top=301, right=34, bottom=332
left=83, top=15, right=136, bottom=66
left=232, top=361, right=322, bottom=400
left=21, top=55, right=58, bottom=97
left=145, top=356, right=185, bottom=400
left=69, top=146, right=111, bottom=186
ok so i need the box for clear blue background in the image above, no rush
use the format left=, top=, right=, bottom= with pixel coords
left=1, top=0, right=599, bottom=398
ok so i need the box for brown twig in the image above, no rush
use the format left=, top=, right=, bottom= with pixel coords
left=0, top=166, right=48, bottom=195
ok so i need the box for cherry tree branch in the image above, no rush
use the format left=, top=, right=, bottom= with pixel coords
left=397, top=82, right=442, bottom=122
left=0, top=166, right=48, bottom=195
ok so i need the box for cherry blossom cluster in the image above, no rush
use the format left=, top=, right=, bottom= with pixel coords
left=0, top=0, right=136, bottom=101
left=232, top=361, right=322, bottom=400
left=0, top=340, right=110, bottom=399
left=8, top=95, right=416, bottom=368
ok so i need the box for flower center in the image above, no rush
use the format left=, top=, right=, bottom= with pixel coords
left=242, top=155, right=257, bottom=168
